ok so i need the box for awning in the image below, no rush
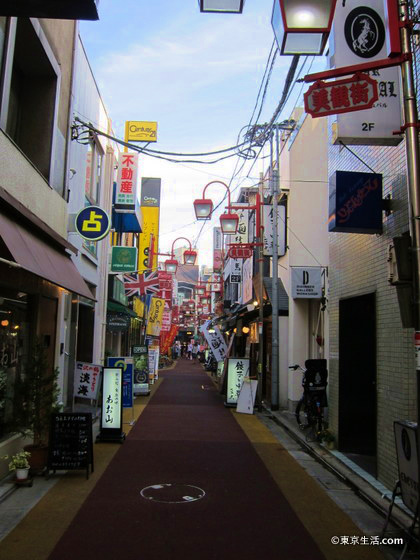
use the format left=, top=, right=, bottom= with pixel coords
left=1, top=0, right=99, bottom=20
left=263, top=277, right=289, bottom=315
left=0, top=211, right=95, bottom=300
left=107, top=301, right=137, bottom=318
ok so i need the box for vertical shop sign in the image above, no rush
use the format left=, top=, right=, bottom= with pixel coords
left=242, top=255, right=253, bottom=304
left=231, top=205, right=249, bottom=244
left=132, top=346, right=150, bottom=395
left=116, top=152, right=139, bottom=207
left=263, top=205, right=286, bottom=256
left=213, top=227, right=223, bottom=272
left=74, top=362, right=102, bottom=400
left=97, top=367, right=125, bottom=443
left=107, top=357, right=133, bottom=408
left=226, top=358, right=250, bottom=406
left=330, top=0, right=402, bottom=145
left=138, top=178, right=161, bottom=273
left=146, top=297, right=165, bottom=336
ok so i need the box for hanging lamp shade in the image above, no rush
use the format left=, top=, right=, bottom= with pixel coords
left=165, top=259, right=178, bottom=274
left=183, top=250, right=198, bottom=265
left=194, top=198, right=213, bottom=220
left=271, top=0, right=337, bottom=55
left=199, top=0, right=244, bottom=13
left=220, top=212, right=239, bottom=235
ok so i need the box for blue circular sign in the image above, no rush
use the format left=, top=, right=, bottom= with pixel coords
left=75, top=206, right=111, bottom=241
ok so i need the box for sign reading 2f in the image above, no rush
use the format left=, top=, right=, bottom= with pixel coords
left=75, top=206, right=111, bottom=241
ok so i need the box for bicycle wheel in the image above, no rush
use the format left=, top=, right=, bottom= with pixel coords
left=295, top=397, right=312, bottom=429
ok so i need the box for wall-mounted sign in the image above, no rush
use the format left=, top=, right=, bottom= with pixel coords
left=74, top=362, right=102, bottom=400
left=330, top=0, right=402, bottom=145
left=329, top=170, right=383, bottom=234
left=132, top=346, right=150, bottom=395
left=126, top=121, right=158, bottom=143
left=291, top=267, right=323, bottom=299
left=107, top=357, right=133, bottom=409
left=96, top=367, right=125, bottom=443
left=111, top=246, right=138, bottom=273
left=75, top=206, right=110, bottom=241
left=304, top=73, right=378, bottom=119
left=230, top=205, right=249, bottom=244
left=394, top=420, right=418, bottom=513
left=200, top=321, right=227, bottom=363
left=107, top=312, right=131, bottom=332
left=226, top=358, right=250, bottom=406
left=116, top=152, right=139, bottom=207
left=242, top=256, right=253, bottom=304
left=263, top=205, right=286, bottom=256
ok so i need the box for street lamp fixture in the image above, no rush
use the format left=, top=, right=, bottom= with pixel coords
left=199, top=0, right=244, bottom=13
left=193, top=181, right=239, bottom=235
left=271, top=0, right=337, bottom=55
left=163, top=236, right=198, bottom=274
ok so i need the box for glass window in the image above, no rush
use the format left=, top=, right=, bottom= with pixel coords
left=0, top=292, right=30, bottom=440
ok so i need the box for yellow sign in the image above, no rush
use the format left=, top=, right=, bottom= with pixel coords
left=133, top=297, right=144, bottom=318
left=138, top=206, right=160, bottom=273
left=125, top=121, right=158, bottom=143
left=146, top=297, right=165, bottom=336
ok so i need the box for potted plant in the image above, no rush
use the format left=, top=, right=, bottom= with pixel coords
left=2, top=450, right=31, bottom=481
left=9, top=340, right=60, bottom=473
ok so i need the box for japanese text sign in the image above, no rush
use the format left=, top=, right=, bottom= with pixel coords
left=116, top=152, right=139, bottom=207
left=75, top=206, right=110, bottom=242
left=304, top=73, right=378, bottom=119
left=107, top=357, right=133, bottom=409
left=101, top=367, right=123, bottom=430
left=200, top=321, right=227, bottom=363
left=227, top=358, right=250, bottom=405
left=74, top=362, right=102, bottom=400
left=263, top=205, right=286, bottom=257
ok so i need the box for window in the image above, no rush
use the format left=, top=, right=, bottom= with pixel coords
left=83, top=136, right=103, bottom=258
left=4, top=19, right=59, bottom=181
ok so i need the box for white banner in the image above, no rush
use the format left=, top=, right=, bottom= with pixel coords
left=227, top=358, right=250, bottom=405
left=74, top=362, right=102, bottom=400
left=263, top=205, right=286, bottom=257
left=200, top=321, right=227, bottom=362
left=330, top=0, right=402, bottom=145
left=101, top=367, right=122, bottom=430
left=230, top=204, right=249, bottom=244
left=242, top=256, right=253, bottom=304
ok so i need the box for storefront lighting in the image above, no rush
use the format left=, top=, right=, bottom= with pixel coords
left=1, top=320, right=9, bottom=327
left=242, top=326, right=250, bottom=334
left=253, top=299, right=258, bottom=307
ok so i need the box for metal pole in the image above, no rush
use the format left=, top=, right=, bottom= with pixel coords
left=257, top=179, right=264, bottom=411
left=271, top=130, right=279, bottom=411
left=399, top=0, right=420, bottom=495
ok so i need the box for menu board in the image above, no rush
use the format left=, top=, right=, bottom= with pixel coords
left=47, top=413, right=93, bottom=479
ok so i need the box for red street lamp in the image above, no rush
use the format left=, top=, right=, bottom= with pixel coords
left=199, top=0, right=244, bottom=14
left=149, top=236, right=197, bottom=274
left=193, top=181, right=239, bottom=235
left=271, top=0, right=337, bottom=55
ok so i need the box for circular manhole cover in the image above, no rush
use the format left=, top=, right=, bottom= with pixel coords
left=140, top=484, right=205, bottom=504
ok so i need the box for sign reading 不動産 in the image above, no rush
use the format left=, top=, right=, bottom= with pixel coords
left=116, top=152, right=139, bottom=208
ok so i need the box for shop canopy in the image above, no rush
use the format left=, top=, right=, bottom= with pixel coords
left=0, top=210, right=95, bottom=300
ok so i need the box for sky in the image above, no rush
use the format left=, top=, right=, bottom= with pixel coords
left=79, top=0, right=325, bottom=267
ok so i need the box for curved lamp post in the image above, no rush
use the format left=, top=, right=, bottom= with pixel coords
left=193, top=181, right=239, bottom=235
left=164, top=237, right=198, bottom=274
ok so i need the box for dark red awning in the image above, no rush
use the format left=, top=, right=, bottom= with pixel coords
left=0, top=211, right=95, bottom=300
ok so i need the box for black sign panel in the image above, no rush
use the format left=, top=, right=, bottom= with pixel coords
left=47, top=413, right=94, bottom=479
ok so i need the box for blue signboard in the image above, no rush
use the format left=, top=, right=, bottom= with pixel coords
left=329, top=171, right=383, bottom=234
left=107, top=357, right=133, bottom=408
left=75, top=206, right=111, bottom=241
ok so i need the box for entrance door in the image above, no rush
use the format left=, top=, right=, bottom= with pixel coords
left=339, top=294, right=377, bottom=468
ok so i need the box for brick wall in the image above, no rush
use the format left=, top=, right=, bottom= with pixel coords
left=328, top=1, right=419, bottom=489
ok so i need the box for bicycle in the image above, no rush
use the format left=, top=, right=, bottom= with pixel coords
left=289, top=359, right=328, bottom=442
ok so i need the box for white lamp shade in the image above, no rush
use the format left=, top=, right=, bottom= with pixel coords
left=220, top=212, right=239, bottom=235
left=194, top=199, right=213, bottom=220
left=165, top=259, right=178, bottom=274
left=199, top=0, right=244, bottom=13
left=183, top=250, right=198, bottom=265
left=272, top=0, right=336, bottom=55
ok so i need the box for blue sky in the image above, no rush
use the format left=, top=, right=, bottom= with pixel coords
left=79, top=0, right=324, bottom=265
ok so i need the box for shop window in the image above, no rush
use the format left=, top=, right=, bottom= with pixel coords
left=5, top=19, right=59, bottom=181
left=0, top=292, right=30, bottom=440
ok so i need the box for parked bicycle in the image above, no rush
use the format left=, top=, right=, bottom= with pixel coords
left=289, top=359, right=328, bottom=442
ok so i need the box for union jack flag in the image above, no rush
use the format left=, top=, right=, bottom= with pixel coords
left=123, top=270, right=160, bottom=297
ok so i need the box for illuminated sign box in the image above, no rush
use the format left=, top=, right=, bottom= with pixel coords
left=96, top=367, right=125, bottom=443
left=328, top=171, right=383, bottom=234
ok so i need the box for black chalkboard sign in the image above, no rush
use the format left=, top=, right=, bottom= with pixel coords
left=47, top=413, right=94, bottom=479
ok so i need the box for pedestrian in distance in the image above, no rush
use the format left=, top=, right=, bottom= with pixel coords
left=192, top=342, right=199, bottom=361
left=187, top=342, right=193, bottom=360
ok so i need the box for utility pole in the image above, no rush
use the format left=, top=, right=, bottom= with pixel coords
left=257, top=175, right=265, bottom=411
left=271, top=129, right=279, bottom=411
